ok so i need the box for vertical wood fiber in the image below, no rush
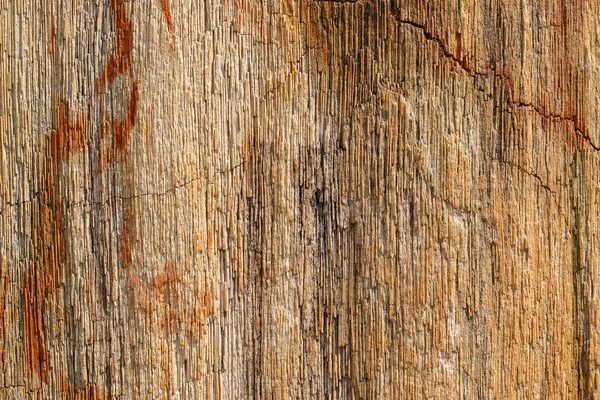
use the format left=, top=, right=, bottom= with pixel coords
left=1, top=0, right=599, bottom=398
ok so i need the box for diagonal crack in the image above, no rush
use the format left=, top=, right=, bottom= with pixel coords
left=393, top=17, right=479, bottom=77
left=497, top=158, right=555, bottom=194
left=389, top=8, right=599, bottom=151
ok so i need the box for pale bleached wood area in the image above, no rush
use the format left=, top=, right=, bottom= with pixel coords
left=2, top=0, right=600, bottom=398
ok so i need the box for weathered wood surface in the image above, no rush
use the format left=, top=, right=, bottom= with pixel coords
left=1, top=0, right=599, bottom=398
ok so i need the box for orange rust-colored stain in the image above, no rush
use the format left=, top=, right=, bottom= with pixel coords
left=129, top=260, right=215, bottom=337
left=158, top=0, right=176, bottom=46
left=153, top=259, right=180, bottom=289
left=119, top=209, right=134, bottom=267
left=25, top=85, right=78, bottom=383
left=25, top=154, right=68, bottom=383
left=207, top=228, right=214, bottom=249
left=47, top=97, right=87, bottom=164
left=129, top=259, right=181, bottom=332
left=182, top=291, right=215, bottom=338
left=24, top=0, right=143, bottom=387
left=96, top=0, right=134, bottom=94
left=49, top=25, right=56, bottom=55
left=222, top=0, right=256, bottom=32
left=58, top=373, right=106, bottom=400
left=129, top=260, right=180, bottom=301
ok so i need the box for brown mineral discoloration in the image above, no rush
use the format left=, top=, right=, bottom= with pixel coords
left=129, top=260, right=180, bottom=297
left=113, top=81, right=138, bottom=151
left=48, top=0, right=140, bottom=176
left=154, top=259, right=180, bottom=289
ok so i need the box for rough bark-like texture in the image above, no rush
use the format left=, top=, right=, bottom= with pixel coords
left=2, top=0, right=599, bottom=398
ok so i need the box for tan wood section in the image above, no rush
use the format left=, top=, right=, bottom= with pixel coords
left=1, top=0, right=599, bottom=398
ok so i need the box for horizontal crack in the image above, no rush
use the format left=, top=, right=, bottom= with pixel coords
left=0, top=161, right=246, bottom=214
left=118, top=161, right=245, bottom=202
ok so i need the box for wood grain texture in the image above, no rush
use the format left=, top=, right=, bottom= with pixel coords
left=1, top=0, right=599, bottom=398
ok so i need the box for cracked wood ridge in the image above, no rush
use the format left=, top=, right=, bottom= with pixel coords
left=1, top=0, right=600, bottom=398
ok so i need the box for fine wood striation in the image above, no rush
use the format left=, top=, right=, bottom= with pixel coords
left=2, top=0, right=600, bottom=398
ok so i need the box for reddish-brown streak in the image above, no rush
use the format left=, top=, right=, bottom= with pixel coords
left=25, top=161, right=67, bottom=383
left=24, top=273, right=49, bottom=383
left=49, top=25, right=56, bottom=55
left=207, top=228, right=214, bottom=249
left=95, top=81, right=138, bottom=174
left=24, top=80, right=75, bottom=382
left=128, top=260, right=179, bottom=332
left=119, top=209, right=133, bottom=267
left=229, top=0, right=256, bottom=31
left=58, top=373, right=106, bottom=400
left=26, top=0, right=139, bottom=385
left=182, top=292, right=215, bottom=338
left=93, top=0, right=139, bottom=174
left=114, top=82, right=139, bottom=150
left=33, top=99, right=82, bottom=379
left=158, top=0, right=176, bottom=46
left=128, top=259, right=180, bottom=294
left=0, top=275, right=8, bottom=364
left=95, top=0, right=134, bottom=94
